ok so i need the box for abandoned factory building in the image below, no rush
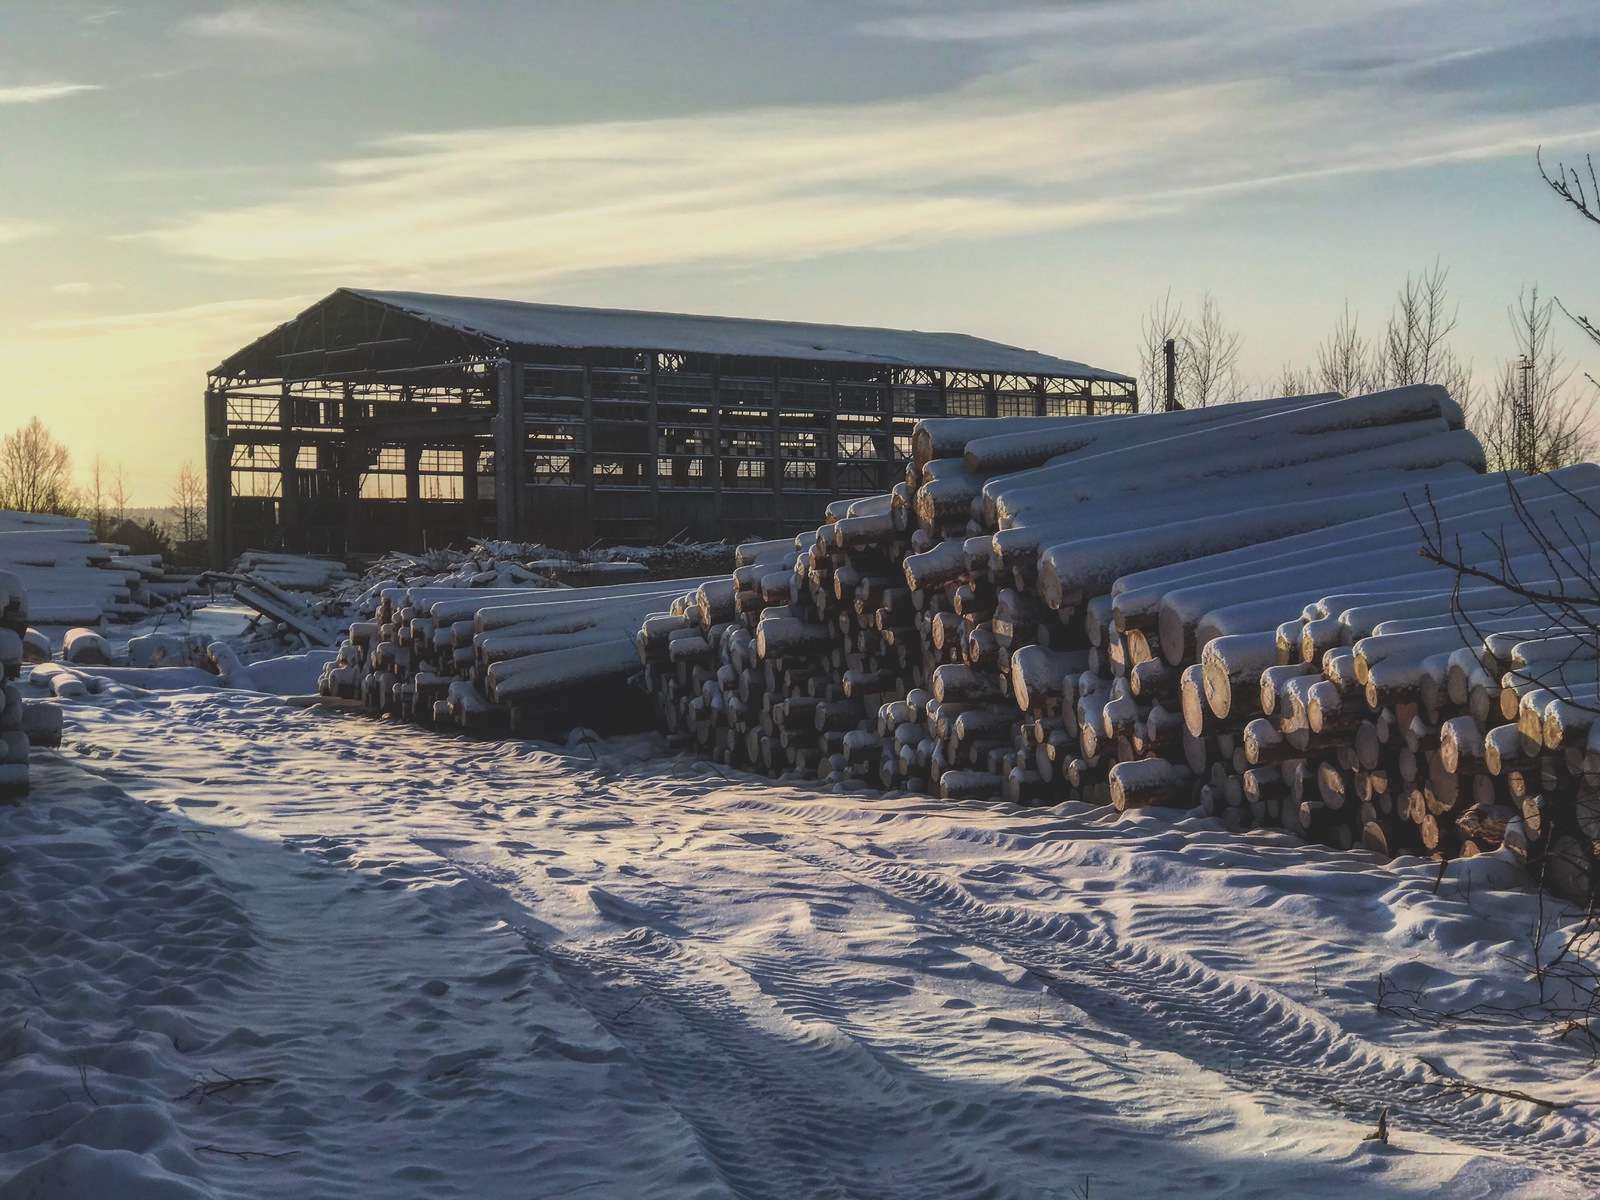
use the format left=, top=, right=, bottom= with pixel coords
left=205, top=288, right=1136, bottom=563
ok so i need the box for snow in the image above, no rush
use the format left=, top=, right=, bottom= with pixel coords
left=2, top=675, right=1597, bottom=1197
left=244, top=651, right=336, bottom=696
left=334, top=289, right=1132, bottom=380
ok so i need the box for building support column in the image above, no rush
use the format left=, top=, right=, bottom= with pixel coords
left=277, top=382, right=297, bottom=550
left=342, top=452, right=363, bottom=554
left=710, top=362, right=723, bottom=526
left=646, top=355, right=660, bottom=532
left=461, top=443, right=479, bottom=544
left=493, top=360, right=525, bottom=540
left=581, top=356, right=596, bottom=541
left=404, top=445, right=423, bottom=549
left=204, top=385, right=233, bottom=568
left=770, top=367, right=784, bottom=528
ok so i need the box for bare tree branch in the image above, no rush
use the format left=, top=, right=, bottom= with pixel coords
left=1539, top=146, right=1600, bottom=229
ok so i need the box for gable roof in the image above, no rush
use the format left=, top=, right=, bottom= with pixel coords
left=341, top=288, right=1131, bottom=381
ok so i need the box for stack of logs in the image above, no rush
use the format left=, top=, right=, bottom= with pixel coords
left=318, top=541, right=794, bottom=737
left=0, top=510, right=193, bottom=624
left=636, top=384, right=1600, bottom=901
left=1, top=569, right=64, bottom=798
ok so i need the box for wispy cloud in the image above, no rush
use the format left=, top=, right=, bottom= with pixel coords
left=52, top=281, right=126, bottom=296
left=0, top=82, right=100, bottom=105
left=140, top=49, right=1600, bottom=292
left=859, top=6, right=1107, bottom=43
left=0, top=218, right=52, bottom=244
left=133, top=1, right=1600, bottom=289
left=177, top=2, right=416, bottom=67
left=185, top=5, right=340, bottom=42
left=863, top=0, right=1598, bottom=102
left=31, top=295, right=308, bottom=333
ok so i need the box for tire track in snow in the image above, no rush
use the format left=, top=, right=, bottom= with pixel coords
left=64, top=699, right=1600, bottom=1190
left=731, top=826, right=1600, bottom=1185
left=431, top=851, right=1033, bottom=1200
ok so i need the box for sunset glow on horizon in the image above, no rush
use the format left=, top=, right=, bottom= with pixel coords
left=2, top=1, right=1598, bottom=501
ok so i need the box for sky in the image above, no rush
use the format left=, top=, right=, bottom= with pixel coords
left=2, top=0, right=1599, bottom=502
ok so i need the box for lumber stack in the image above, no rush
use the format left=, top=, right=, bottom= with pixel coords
left=638, top=385, right=1600, bottom=899
left=317, top=545, right=791, bottom=737
left=0, top=510, right=192, bottom=625
left=1, top=569, right=63, bottom=798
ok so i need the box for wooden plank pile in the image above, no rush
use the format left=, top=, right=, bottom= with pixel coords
left=316, top=538, right=795, bottom=738
left=637, top=385, right=1600, bottom=900
left=1, top=569, right=64, bottom=798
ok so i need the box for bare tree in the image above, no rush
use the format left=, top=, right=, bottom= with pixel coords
left=1379, top=261, right=1460, bottom=386
left=1435, top=355, right=1479, bottom=415
left=1138, top=291, right=1247, bottom=409
left=0, top=418, right=75, bottom=515
left=1138, top=290, right=1185, bottom=413
left=86, top=456, right=111, bottom=540
left=1465, top=288, right=1596, bottom=473
left=1271, top=362, right=1321, bottom=397
left=170, top=461, right=207, bottom=543
left=1181, top=292, right=1245, bottom=408
left=1315, top=304, right=1379, bottom=397
left=1277, top=265, right=1474, bottom=402
left=108, top=463, right=131, bottom=526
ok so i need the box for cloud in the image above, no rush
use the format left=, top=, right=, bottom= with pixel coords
left=0, top=218, right=51, bottom=245
left=140, top=72, right=1600, bottom=291
left=176, top=2, right=433, bottom=69
left=863, top=0, right=1599, bottom=103
left=137, top=0, right=1600, bottom=289
left=30, top=295, right=309, bottom=333
left=859, top=6, right=1111, bottom=43
left=0, top=82, right=100, bottom=105
left=179, top=4, right=376, bottom=65
left=52, top=281, right=126, bottom=296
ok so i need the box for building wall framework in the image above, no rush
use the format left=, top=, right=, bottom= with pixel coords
left=206, top=289, right=1137, bottom=563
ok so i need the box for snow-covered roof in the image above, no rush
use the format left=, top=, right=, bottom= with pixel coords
left=345, top=288, right=1131, bottom=381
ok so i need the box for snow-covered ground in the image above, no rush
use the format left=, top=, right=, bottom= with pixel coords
left=5, top=677, right=1600, bottom=1198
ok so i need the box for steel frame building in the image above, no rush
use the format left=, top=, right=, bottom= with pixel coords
left=206, top=289, right=1136, bottom=563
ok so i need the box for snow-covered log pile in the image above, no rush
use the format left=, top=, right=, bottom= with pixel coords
left=232, top=551, right=360, bottom=592
left=1110, top=464, right=1600, bottom=893
left=635, top=385, right=1600, bottom=899
left=1, top=569, right=63, bottom=797
left=317, top=538, right=795, bottom=737
left=0, top=510, right=193, bottom=625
